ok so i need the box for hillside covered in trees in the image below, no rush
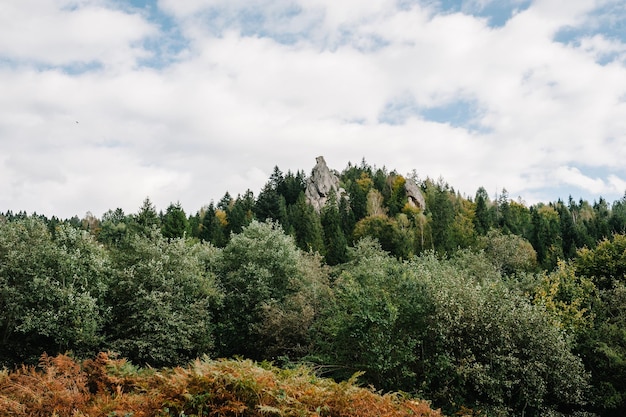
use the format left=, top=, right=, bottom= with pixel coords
left=2, top=158, right=626, bottom=416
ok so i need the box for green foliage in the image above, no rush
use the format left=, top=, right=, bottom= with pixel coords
left=386, top=174, right=408, bottom=217
left=289, top=192, right=324, bottom=253
left=347, top=172, right=372, bottom=221
left=353, top=214, right=412, bottom=259
left=450, top=197, right=477, bottom=249
left=320, top=192, right=348, bottom=265
left=575, top=233, right=626, bottom=289
left=530, top=204, right=564, bottom=270
left=161, top=202, right=189, bottom=239
left=134, top=197, right=160, bottom=232
left=478, top=229, right=537, bottom=275
left=532, top=261, right=597, bottom=334
left=0, top=218, right=108, bottom=365
left=316, top=238, right=430, bottom=390
left=199, top=203, right=228, bottom=247
left=412, top=251, right=589, bottom=416
left=9, top=157, right=626, bottom=416
left=254, top=166, right=289, bottom=227
left=215, top=221, right=328, bottom=361
left=99, top=208, right=131, bottom=246
left=473, top=187, right=493, bottom=235
left=106, top=229, right=220, bottom=367
left=423, top=178, right=456, bottom=254
left=226, top=190, right=255, bottom=235
left=576, top=284, right=626, bottom=416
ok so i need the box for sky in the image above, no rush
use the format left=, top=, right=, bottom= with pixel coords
left=1, top=0, right=626, bottom=219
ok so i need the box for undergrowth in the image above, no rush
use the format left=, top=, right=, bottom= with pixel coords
left=0, top=352, right=447, bottom=417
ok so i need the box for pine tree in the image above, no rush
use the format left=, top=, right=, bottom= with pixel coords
left=161, top=202, right=189, bottom=239
left=321, top=191, right=348, bottom=265
left=290, top=192, right=324, bottom=253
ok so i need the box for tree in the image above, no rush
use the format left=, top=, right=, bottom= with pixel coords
left=289, top=192, right=324, bottom=253
left=412, top=251, right=589, bottom=416
left=161, top=202, right=189, bottom=239
left=215, top=221, right=326, bottom=361
left=386, top=174, right=408, bottom=217
left=135, top=197, right=160, bottom=229
left=473, top=186, right=493, bottom=235
left=200, top=203, right=228, bottom=247
left=556, top=200, right=578, bottom=259
left=478, top=229, right=537, bottom=275
left=347, top=172, right=372, bottom=221
left=106, top=230, right=221, bottom=367
left=610, top=193, right=626, bottom=234
left=339, top=195, right=355, bottom=241
left=353, top=215, right=411, bottom=259
left=255, top=166, right=289, bottom=227
left=530, top=204, right=563, bottom=270
left=532, top=260, right=596, bottom=334
left=99, top=208, right=130, bottom=246
left=575, top=233, right=626, bottom=290
left=576, top=283, right=626, bottom=416
left=320, top=191, right=348, bottom=265
left=227, top=191, right=255, bottom=235
left=450, top=197, right=476, bottom=250
left=315, top=238, right=430, bottom=390
left=366, top=189, right=386, bottom=216
left=0, top=218, right=108, bottom=366
left=278, top=170, right=306, bottom=205
left=423, top=178, right=456, bottom=254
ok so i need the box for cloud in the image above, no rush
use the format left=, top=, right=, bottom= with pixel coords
left=0, top=0, right=625, bottom=218
left=0, top=0, right=158, bottom=70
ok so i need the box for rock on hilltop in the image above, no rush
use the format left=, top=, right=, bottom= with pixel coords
left=305, top=156, right=346, bottom=212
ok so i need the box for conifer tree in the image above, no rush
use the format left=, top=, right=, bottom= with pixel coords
left=161, top=202, right=189, bottom=239
left=290, top=192, right=325, bottom=253
left=321, top=191, right=348, bottom=265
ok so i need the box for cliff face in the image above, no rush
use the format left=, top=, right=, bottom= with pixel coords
left=405, top=178, right=426, bottom=210
left=305, top=156, right=425, bottom=212
left=305, top=156, right=345, bottom=212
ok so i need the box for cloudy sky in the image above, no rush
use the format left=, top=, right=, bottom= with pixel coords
left=1, top=0, right=625, bottom=218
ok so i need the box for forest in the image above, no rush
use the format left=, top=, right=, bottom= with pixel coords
left=2, top=158, right=626, bottom=416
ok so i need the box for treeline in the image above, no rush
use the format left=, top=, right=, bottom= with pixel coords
left=5, top=160, right=626, bottom=270
left=1, top=159, right=626, bottom=416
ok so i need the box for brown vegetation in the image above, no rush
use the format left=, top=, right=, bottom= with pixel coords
left=0, top=353, right=445, bottom=417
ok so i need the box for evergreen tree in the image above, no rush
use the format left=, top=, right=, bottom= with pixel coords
left=610, top=193, right=626, bottom=234
left=254, top=168, right=289, bottom=227
left=473, top=187, right=492, bottom=235
left=200, top=203, right=227, bottom=247
left=161, top=202, right=189, bottom=239
left=321, top=191, right=348, bottom=265
left=135, top=197, right=160, bottom=232
left=530, top=204, right=563, bottom=270
left=424, top=178, right=455, bottom=254
left=339, top=195, right=355, bottom=242
left=348, top=174, right=370, bottom=221
left=278, top=170, right=306, bottom=205
left=386, top=174, right=408, bottom=217
left=289, top=192, right=324, bottom=253
left=99, top=208, right=129, bottom=246
left=556, top=200, right=578, bottom=259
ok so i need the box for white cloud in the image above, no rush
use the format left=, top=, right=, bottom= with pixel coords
left=0, top=0, right=157, bottom=68
left=554, top=166, right=607, bottom=194
left=0, top=0, right=625, bottom=217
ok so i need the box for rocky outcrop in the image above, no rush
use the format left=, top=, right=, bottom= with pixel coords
left=404, top=178, right=426, bottom=210
left=305, top=156, right=345, bottom=212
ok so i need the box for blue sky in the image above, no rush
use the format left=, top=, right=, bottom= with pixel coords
left=0, top=0, right=625, bottom=218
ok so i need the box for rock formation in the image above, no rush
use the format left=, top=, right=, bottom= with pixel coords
left=404, top=178, right=426, bottom=210
left=305, top=156, right=346, bottom=212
